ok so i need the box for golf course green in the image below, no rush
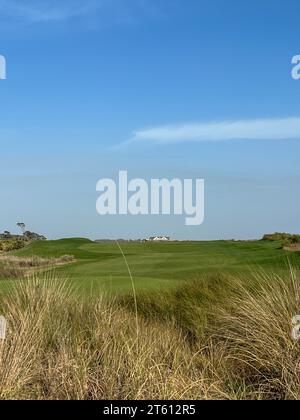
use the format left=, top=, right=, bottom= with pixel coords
left=10, top=238, right=300, bottom=294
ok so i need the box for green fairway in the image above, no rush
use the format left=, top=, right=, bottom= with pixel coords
left=8, top=238, right=300, bottom=294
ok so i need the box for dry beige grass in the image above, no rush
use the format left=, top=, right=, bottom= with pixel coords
left=0, top=277, right=213, bottom=400
left=212, top=269, right=300, bottom=399
left=0, top=255, right=75, bottom=279
left=0, top=269, right=299, bottom=400
left=283, top=245, right=300, bottom=252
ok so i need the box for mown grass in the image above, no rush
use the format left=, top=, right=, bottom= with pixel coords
left=8, top=238, right=300, bottom=293
left=0, top=268, right=299, bottom=400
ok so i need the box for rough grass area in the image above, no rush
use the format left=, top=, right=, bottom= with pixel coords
left=0, top=255, right=75, bottom=279
left=283, top=245, right=300, bottom=252
left=0, top=269, right=299, bottom=400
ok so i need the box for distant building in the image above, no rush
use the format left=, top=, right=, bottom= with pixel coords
left=147, top=236, right=170, bottom=242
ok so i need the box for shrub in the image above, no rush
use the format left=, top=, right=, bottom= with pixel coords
left=262, top=233, right=300, bottom=248
left=0, top=239, right=27, bottom=253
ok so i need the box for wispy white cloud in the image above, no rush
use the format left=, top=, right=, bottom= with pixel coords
left=126, top=117, right=300, bottom=146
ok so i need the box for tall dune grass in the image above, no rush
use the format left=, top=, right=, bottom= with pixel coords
left=0, top=269, right=299, bottom=400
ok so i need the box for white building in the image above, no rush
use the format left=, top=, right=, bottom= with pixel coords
left=148, top=236, right=170, bottom=242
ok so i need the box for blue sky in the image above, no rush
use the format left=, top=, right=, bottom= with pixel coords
left=0, top=0, right=300, bottom=240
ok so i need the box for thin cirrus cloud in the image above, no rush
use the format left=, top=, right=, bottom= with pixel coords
left=125, top=117, right=300, bottom=146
